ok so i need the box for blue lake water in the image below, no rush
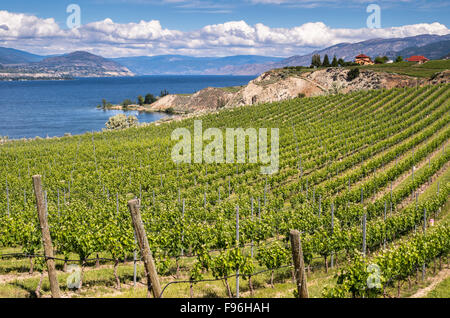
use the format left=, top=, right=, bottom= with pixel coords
left=0, top=75, right=255, bottom=139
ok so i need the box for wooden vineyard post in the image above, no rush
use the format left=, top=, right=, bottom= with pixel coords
left=128, top=199, right=162, bottom=298
left=289, top=230, right=308, bottom=298
left=32, top=175, right=61, bottom=298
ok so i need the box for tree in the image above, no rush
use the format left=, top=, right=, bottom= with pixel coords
left=105, top=114, right=139, bottom=130
left=322, top=54, right=331, bottom=67
left=374, top=56, right=389, bottom=64
left=331, top=56, right=338, bottom=67
left=395, top=56, right=403, bottom=63
left=121, top=99, right=133, bottom=109
left=311, top=54, right=322, bottom=68
left=137, top=95, right=145, bottom=106
left=338, top=58, right=345, bottom=67
left=160, top=89, right=169, bottom=98
left=374, top=56, right=384, bottom=64
left=144, top=93, right=157, bottom=104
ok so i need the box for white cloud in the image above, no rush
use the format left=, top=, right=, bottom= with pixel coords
left=0, top=10, right=64, bottom=39
left=0, top=10, right=448, bottom=57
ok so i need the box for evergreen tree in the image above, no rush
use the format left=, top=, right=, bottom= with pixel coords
left=338, top=58, right=345, bottom=67
left=160, top=89, right=169, bottom=98
left=395, top=56, right=403, bottom=63
left=311, top=54, right=322, bottom=68
left=331, top=56, right=338, bottom=67
left=322, top=54, right=330, bottom=67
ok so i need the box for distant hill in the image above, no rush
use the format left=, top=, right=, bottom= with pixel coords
left=0, top=47, right=46, bottom=65
left=1, top=51, right=134, bottom=78
left=395, top=40, right=450, bottom=60
left=235, top=34, right=450, bottom=74
left=111, top=55, right=283, bottom=75
left=1, top=33, right=449, bottom=79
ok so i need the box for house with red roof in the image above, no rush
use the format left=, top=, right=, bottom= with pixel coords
left=355, top=54, right=374, bottom=65
left=405, top=55, right=429, bottom=64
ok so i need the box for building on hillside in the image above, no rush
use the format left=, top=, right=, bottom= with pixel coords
left=405, top=55, right=429, bottom=64
left=355, top=54, right=374, bottom=65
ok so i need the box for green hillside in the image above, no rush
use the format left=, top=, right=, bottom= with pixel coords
left=359, top=59, right=450, bottom=78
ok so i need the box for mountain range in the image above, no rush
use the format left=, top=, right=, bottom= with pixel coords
left=0, top=47, right=46, bottom=65
left=0, top=33, right=448, bottom=78
left=111, top=55, right=284, bottom=75
left=233, top=34, right=450, bottom=75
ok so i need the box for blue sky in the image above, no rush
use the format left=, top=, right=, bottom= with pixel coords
left=3, top=0, right=450, bottom=30
left=0, top=0, right=449, bottom=57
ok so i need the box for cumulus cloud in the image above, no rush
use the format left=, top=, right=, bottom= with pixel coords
left=0, top=10, right=64, bottom=39
left=0, top=10, right=448, bottom=57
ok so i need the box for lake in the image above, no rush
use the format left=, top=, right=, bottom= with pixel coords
left=0, top=75, right=255, bottom=139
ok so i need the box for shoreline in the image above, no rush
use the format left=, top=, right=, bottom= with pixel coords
left=100, top=104, right=187, bottom=115
left=0, top=105, right=219, bottom=144
left=0, top=111, right=175, bottom=143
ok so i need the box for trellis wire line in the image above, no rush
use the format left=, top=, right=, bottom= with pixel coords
left=0, top=237, right=289, bottom=263
left=159, top=264, right=293, bottom=298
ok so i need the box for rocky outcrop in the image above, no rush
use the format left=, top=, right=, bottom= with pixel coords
left=304, top=68, right=427, bottom=93
left=429, top=70, right=450, bottom=85
left=225, top=73, right=324, bottom=108
left=148, top=87, right=235, bottom=113
left=148, top=67, right=449, bottom=112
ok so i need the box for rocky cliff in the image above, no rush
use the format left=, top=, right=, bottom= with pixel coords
left=148, top=67, right=449, bottom=113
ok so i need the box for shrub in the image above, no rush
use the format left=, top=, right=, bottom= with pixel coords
left=165, top=107, right=175, bottom=114
left=347, top=68, right=360, bottom=81
left=217, top=97, right=227, bottom=108
left=121, top=99, right=133, bottom=108
left=144, top=93, right=157, bottom=104
left=104, top=114, right=139, bottom=130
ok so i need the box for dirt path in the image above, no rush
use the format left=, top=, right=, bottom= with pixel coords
left=410, top=268, right=450, bottom=298
left=0, top=260, right=135, bottom=285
